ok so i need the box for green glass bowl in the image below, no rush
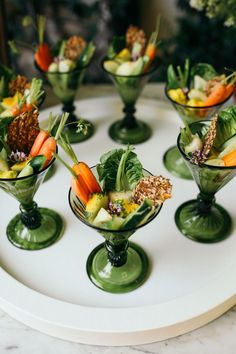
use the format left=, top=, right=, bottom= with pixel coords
left=175, top=120, right=236, bottom=243
left=35, top=61, right=94, bottom=144
left=101, top=57, right=159, bottom=144
left=163, top=85, right=233, bottom=179
left=0, top=156, right=63, bottom=250
left=69, top=167, right=162, bottom=293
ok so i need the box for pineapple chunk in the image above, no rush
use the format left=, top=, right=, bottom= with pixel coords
left=11, top=159, right=31, bottom=172
left=85, top=193, right=109, bottom=222
left=0, top=170, right=17, bottom=179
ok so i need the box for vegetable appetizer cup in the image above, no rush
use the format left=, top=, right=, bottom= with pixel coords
left=102, top=17, right=160, bottom=144
left=0, top=64, right=45, bottom=119
left=34, top=16, right=95, bottom=144
left=58, top=143, right=172, bottom=293
left=0, top=109, right=69, bottom=250
left=175, top=106, right=236, bottom=243
left=164, top=60, right=234, bottom=179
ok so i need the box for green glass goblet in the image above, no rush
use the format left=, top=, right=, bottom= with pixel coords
left=0, top=157, right=63, bottom=250
left=101, top=58, right=158, bottom=144
left=69, top=167, right=162, bottom=293
left=175, top=121, right=236, bottom=243
left=163, top=86, right=232, bottom=179
left=35, top=62, right=94, bottom=144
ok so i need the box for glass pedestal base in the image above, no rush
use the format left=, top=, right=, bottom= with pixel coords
left=163, top=146, right=192, bottom=180
left=175, top=200, right=232, bottom=243
left=7, top=208, right=64, bottom=250
left=62, top=119, right=94, bottom=144
left=86, top=242, right=149, bottom=293
left=52, top=119, right=94, bottom=144
left=109, top=120, right=151, bottom=144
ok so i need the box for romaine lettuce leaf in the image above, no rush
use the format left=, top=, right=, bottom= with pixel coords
left=97, top=146, right=143, bottom=192
left=214, top=106, right=236, bottom=149
left=190, top=63, right=217, bottom=83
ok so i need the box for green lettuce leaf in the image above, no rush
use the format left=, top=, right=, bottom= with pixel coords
left=213, top=106, right=236, bottom=149
left=96, top=146, right=144, bottom=192
left=190, top=63, right=217, bottom=83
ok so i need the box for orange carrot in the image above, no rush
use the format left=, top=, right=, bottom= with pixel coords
left=72, top=162, right=102, bottom=194
left=35, top=43, right=53, bottom=71
left=30, top=130, right=50, bottom=156
left=204, top=83, right=226, bottom=106
left=11, top=103, right=34, bottom=116
left=70, top=175, right=90, bottom=204
left=220, top=83, right=234, bottom=102
left=222, top=149, right=236, bottom=166
left=38, top=136, right=57, bottom=166
left=145, top=43, right=157, bottom=63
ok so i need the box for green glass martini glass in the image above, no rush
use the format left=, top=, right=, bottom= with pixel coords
left=35, top=62, right=94, bottom=144
left=69, top=167, right=162, bottom=293
left=101, top=58, right=158, bottom=144
left=175, top=121, right=236, bottom=243
left=163, top=86, right=232, bottom=179
left=0, top=156, right=63, bottom=250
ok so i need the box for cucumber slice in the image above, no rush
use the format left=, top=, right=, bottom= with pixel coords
left=121, top=199, right=153, bottom=230
left=18, top=164, right=34, bottom=178
left=93, top=208, right=112, bottom=227
left=28, top=155, right=47, bottom=172
left=219, top=134, right=236, bottom=158
left=221, top=134, right=236, bottom=149
left=205, top=158, right=225, bottom=166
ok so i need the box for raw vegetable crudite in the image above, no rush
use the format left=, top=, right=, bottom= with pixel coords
left=68, top=145, right=172, bottom=293
left=28, top=15, right=95, bottom=144
left=0, top=64, right=45, bottom=119
left=175, top=106, right=236, bottom=243
left=180, top=106, right=236, bottom=167
left=0, top=109, right=69, bottom=180
left=104, top=15, right=161, bottom=77
left=167, top=60, right=234, bottom=111
left=101, top=17, right=160, bottom=144
left=60, top=143, right=172, bottom=230
left=0, top=110, right=69, bottom=250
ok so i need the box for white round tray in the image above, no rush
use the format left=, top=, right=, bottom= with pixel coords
left=0, top=97, right=236, bottom=346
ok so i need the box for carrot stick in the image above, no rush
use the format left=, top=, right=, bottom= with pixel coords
left=35, top=43, right=53, bottom=71
left=145, top=43, right=157, bottom=62
left=70, top=175, right=90, bottom=204
left=222, top=149, right=236, bottom=166
left=30, top=130, right=50, bottom=156
left=72, top=162, right=102, bottom=194
left=38, top=136, right=57, bottom=165
left=204, top=83, right=226, bottom=106
left=220, top=83, right=234, bottom=102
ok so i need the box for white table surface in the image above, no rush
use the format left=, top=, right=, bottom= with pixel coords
left=1, top=83, right=236, bottom=354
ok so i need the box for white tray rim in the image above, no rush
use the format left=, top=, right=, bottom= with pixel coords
left=0, top=96, right=236, bottom=346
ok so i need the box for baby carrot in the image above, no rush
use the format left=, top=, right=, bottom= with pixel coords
left=204, top=83, right=226, bottom=106
left=37, top=112, right=69, bottom=166
left=38, top=136, right=57, bottom=164
left=220, top=83, right=234, bottom=102
left=70, top=175, right=90, bottom=204
left=30, top=130, right=50, bottom=156
left=35, top=43, right=53, bottom=71
left=145, top=43, right=157, bottom=63
left=72, top=162, right=102, bottom=194
left=222, top=149, right=236, bottom=166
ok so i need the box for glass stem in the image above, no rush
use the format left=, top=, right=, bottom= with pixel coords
left=197, top=192, right=215, bottom=215
left=62, top=101, right=77, bottom=123
left=105, top=240, right=129, bottom=267
left=123, top=104, right=137, bottom=129
left=20, top=201, right=41, bottom=229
